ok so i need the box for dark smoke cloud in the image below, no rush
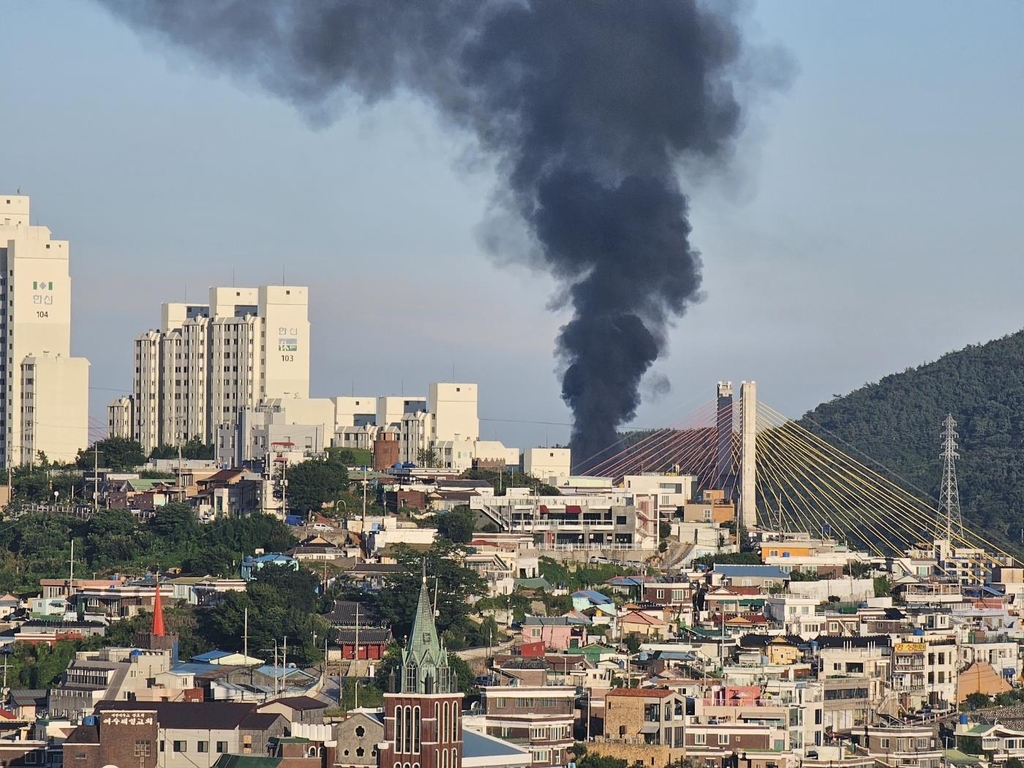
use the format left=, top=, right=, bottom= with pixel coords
left=95, top=0, right=783, bottom=468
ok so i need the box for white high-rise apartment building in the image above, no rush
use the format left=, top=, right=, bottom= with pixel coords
left=130, top=285, right=309, bottom=454
left=0, top=195, right=90, bottom=466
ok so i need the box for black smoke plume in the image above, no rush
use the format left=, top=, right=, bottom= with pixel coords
left=95, top=0, right=779, bottom=468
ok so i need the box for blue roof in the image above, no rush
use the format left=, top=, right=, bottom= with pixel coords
left=606, top=576, right=646, bottom=587
left=170, top=662, right=221, bottom=675
left=193, top=650, right=233, bottom=662
left=462, top=728, right=531, bottom=759
left=255, top=665, right=316, bottom=680
left=573, top=589, right=613, bottom=604
left=713, top=564, right=789, bottom=579
left=253, top=554, right=296, bottom=564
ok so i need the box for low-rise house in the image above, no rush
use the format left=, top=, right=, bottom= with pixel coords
left=520, top=616, right=587, bottom=652
left=854, top=723, right=941, bottom=768
left=64, top=700, right=287, bottom=768
left=471, top=666, right=575, bottom=768
left=193, top=469, right=264, bottom=519
left=709, top=564, right=790, bottom=591
left=14, top=620, right=106, bottom=646
left=287, top=535, right=345, bottom=564
left=0, top=593, right=22, bottom=620
left=241, top=554, right=299, bottom=582
left=603, top=686, right=686, bottom=747
left=49, top=648, right=175, bottom=721
left=257, top=696, right=328, bottom=725
left=8, top=690, right=47, bottom=721
left=464, top=552, right=516, bottom=597
left=618, top=610, right=668, bottom=639
left=956, top=721, right=1024, bottom=765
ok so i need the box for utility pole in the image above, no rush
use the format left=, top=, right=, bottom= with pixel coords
left=177, top=442, right=184, bottom=502
left=93, top=445, right=99, bottom=513
left=242, top=607, right=249, bottom=701
left=361, top=466, right=368, bottom=526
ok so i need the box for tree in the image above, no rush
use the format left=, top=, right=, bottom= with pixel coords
left=964, top=692, right=990, bottom=711
left=416, top=448, right=439, bottom=467
left=76, top=438, right=146, bottom=472
left=149, top=445, right=178, bottom=460
left=182, top=435, right=215, bottom=460
left=286, top=458, right=349, bottom=514
left=371, top=542, right=486, bottom=646
left=84, top=509, right=148, bottom=567
left=873, top=576, right=893, bottom=598
left=437, top=506, right=475, bottom=544
left=148, top=502, right=199, bottom=545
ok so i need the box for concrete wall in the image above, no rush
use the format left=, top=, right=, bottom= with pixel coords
left=787, top=579, right=874, bottom=603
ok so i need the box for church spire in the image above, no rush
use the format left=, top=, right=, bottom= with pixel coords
left=152, top=580, right=166, bottom=637
left=400, top=560, right=452, bottom=694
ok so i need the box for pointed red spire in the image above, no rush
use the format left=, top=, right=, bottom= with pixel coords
left=152, top=582, right=166, bottom=637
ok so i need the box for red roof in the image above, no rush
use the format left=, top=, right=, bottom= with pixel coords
left=608, top=687, right=675, bottom=699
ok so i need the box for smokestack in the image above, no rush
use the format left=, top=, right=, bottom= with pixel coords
left=94, top=1, right=788, bottom=465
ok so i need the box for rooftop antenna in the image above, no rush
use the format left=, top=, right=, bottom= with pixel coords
left=937, top=414, right=964, bottom=542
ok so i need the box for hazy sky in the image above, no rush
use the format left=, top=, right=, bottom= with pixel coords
left=2, top=2, right=1022, bottom=448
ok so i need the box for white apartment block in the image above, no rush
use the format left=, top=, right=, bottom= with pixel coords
left=0, top=195, right=90, bottom=466
left=128, top=285, right=309, bottom=454
left=523, top=447, right=572, bottom=485
left=219, top=383, right=493, bottom=470
left=398, top=382, right=479, bottom=463
left=107, top=395, right=133, bottom=440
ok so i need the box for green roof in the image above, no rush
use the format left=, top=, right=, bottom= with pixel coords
left=212, top=756, right=281, bottom=768
left=401, top=567, right=454, bottom=694
left=944, top=750, right=984, bottom=765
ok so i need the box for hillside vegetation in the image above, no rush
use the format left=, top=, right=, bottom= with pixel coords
left=798, top=331, right=1024, bottom=547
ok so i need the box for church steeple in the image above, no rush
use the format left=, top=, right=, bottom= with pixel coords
left=401, top=563, right=453, bottom=694
left=381, top=562, right=464, bottom=768
left=152, top=582, right=166, bottom=637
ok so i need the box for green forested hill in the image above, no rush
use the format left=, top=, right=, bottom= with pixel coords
left=798, top=331, right=1024, bottom=547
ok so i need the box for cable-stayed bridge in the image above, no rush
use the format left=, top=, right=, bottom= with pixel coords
left=579, top=381, right=1017, bottom=566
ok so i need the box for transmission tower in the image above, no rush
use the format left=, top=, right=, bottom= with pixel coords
left=937, top=414, right=964, bottom=542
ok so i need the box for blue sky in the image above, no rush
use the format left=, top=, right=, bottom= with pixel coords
left=1, top=2, right=1022, bottom=448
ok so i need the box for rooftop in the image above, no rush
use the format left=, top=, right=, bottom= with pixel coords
left=608, top=687, right=677, bottom=699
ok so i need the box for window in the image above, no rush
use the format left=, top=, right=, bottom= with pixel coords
left=198, top=741, right=208, bottom=753
left=880, top=738, right=890, bottom=749
left=135, top=741, right=152, bottom=758
left=693, top=734, right=707, bottom=745
left=216, top=742, right=228, bottom=753
left=173, top=741, right=186, bottom=753
left=719, top=734, right=730, bottom=745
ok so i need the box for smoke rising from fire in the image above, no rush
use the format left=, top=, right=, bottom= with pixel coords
left=96, top=0, right=784, bottom=466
